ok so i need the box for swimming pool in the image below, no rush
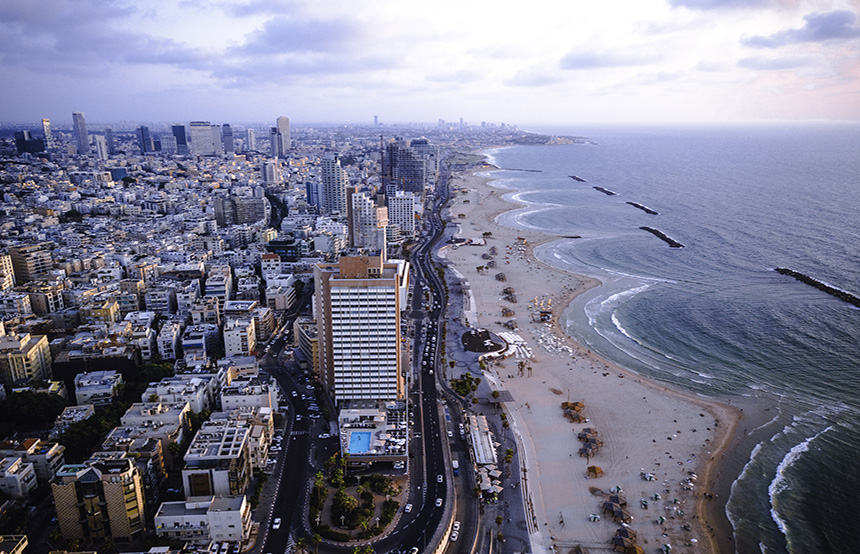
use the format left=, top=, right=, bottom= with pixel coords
left=348, top=431, right=372, bottom=454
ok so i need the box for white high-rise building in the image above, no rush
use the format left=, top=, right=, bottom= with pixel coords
left=387, top=190, right=416, bottom=240
left=189, top=121, right=215, bottom=156
left=246, top=128, right=256, bottom=151
left=41, top=118, right=54, bottom=150
left=210, top=124, right=222, bottom=155
left=93, top=135, right=109, bottom=161
left=314, top=255, right=409, bottom=405
left=350, top=192, right=387, bottom=252
left=262, top=161, right=280, bottom=184
left=72, top=112, right=89, bottom=155
left=276, top=116, right=290, bottom=153
left=320, top=154, right=348, bottom=215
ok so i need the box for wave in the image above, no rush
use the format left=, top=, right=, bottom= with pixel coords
left=752, top=409, right=782, bottom=434
left=727, top=442, right=765, bottom=537
left=768, top=426, right=833, bottom=537
left=611, top=312, right=637, bottom=342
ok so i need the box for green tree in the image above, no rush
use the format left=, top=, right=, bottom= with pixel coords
left=311, top=534, right=322, bottom=554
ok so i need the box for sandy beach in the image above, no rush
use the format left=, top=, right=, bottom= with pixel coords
left=439, top=164, right=741, bottom=554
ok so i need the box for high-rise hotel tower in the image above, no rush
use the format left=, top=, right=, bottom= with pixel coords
left=314, top=255, right=409, bottom=405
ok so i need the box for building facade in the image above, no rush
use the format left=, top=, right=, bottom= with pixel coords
left=314, top=256, right=409, bottom=404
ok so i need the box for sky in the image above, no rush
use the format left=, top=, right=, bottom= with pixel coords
left=2, top=0, right=860, bottom=126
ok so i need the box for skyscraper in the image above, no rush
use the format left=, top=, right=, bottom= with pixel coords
left=320, top=154, right=348, bottom=215
left=104, top=128, right=115, bottom=154
left=387, top=190, right=416, bottom=240
left=222, top=124, right=234, bottom=154
left=210, top=124, right=223, bottom=155
left=276, top=116, right=290, bottom=153
left=246, top=128, right=256, bottom=152
left=261, top=161, right=280, bottom=184
left=306, top=181, right=320, bottom=208
left=13, top=131, right=44, bottom=155
left=160, top=134, right=177, bottom=154
left=349, top=192, right=388, bottom=252
left=93, top=135, right=109, bottom=161
left=189, top=121, right=215, bottom=156
left=41, top=118, right=54, bottom=150
left=137, top=125, right=153, bottom=154
left=314, top=255, right=409, bottom=404
left=171, top=124, right=188, bottom=155
left=72, top=112, right=89, bottom=155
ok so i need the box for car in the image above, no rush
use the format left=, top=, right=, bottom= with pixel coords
left=309, top=414, right=320, bottom=419
left=404, top=503, right=413, bottom=513
left=291, top=391, right=297, bottom=397
left=318, top=433, right=330, bottom=439
left=437, top=474, right=443, bottom=483
left=447, top=430, right=453, bottom=438
left=435, top=498, right=443, bottom=507
left=272, top=518, right=281, bottom=529
left=450, top=530, right=459, bottom=542
left=409, top=548, right=419, bottom=554
left=453, top=520, right=461, bottom=531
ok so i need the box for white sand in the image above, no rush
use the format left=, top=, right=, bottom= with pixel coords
left=440, top=167, right=739, bottom=554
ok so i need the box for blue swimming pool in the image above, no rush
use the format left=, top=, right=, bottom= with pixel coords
left=348, top=431, right=372, bottom=453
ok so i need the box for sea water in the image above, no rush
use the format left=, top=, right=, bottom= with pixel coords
left=483, top=124, right=860, bottom=554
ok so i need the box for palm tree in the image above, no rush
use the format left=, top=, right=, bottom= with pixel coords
left=311, top=533, right=322, bottom=554
left=296, top=537, right=307, bottom=554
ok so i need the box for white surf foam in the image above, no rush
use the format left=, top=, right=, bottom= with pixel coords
left=768, top=426, right=833, bottom=536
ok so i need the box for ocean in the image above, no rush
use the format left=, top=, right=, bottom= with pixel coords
left=482, top=123, right=860, bottom=554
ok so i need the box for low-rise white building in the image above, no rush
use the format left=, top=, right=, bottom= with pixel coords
left=0, top=456, right=38, bottom=499
left=182, top=420, right=251, bottom=498
left=220, top=377, right=278, bottom=412
left=74, top=370, right=123, bottom=406
left=223, top=318, right=255, bottom=357
left=154, top=495, right=252, bottom=545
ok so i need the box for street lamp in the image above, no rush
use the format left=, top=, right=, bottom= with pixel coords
left=341, top=515, right=345, bottom=528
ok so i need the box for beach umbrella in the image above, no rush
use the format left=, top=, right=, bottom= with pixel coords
left=609, top=494, right=627, bottom=507
left=615, top=527, right=637, bottom=539
left=587, top=465, right=604, bottom=478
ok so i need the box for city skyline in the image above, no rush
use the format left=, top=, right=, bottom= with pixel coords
left=2, top=0, right=860, bottom=125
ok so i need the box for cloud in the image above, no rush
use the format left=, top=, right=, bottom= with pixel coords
left=424, top=70, right=479, bottom=84
left=560, top=50, right=659, bottom=70
left=505, top=68, right=564, bottom=87
left=737, top=55, right=813, bottom=70
left=238, top=15, right=368, bottom=54
left=742, top=10, right=860, bottom=48
left=667, top=0, right=777, bottom=10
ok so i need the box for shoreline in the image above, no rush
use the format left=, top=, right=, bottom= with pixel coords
left=440, top=160, right=743, bottom=554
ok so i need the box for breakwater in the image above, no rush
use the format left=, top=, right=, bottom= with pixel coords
left=593, top=186, right=617, bottom=196
left=500, top=168, right=543, bottom=173
left=569, top=175, right=588, bottom=182
left=640, top=227, right=684, bottom=248
left=774, top=268, right=860, bottom=308
left=627, top=202, right=659, bottom=215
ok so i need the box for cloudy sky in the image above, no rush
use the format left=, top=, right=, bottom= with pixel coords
left=2, top=0, right=859, bottom=126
